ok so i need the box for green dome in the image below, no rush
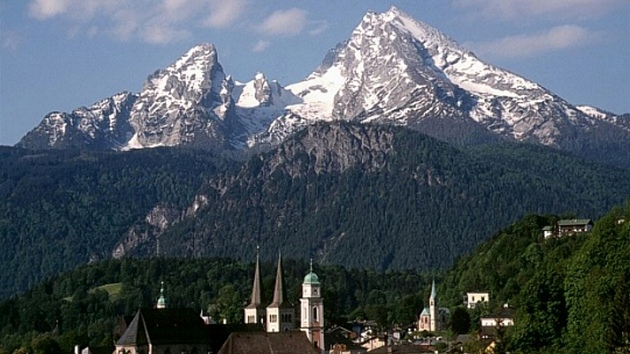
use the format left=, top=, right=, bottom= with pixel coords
left=303, top=272, right=320, bottom=284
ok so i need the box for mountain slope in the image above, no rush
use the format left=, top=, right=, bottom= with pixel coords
left=0, top=146, right=231, bottom=299
left=3, top=124, right=630, bottom=299
left=141, top=123, right=630, bottom=271
left=16, top=8, right=630, bottom=169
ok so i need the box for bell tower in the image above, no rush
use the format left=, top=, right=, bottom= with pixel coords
left=300, top=260, right=324, bottom=352
left=429, top=279, right=437, bottom=331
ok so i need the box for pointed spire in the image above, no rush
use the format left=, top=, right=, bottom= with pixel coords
left=247, top=245, right=262, bottom=307
left=310, top=258, right=313, bottom=273
left=269, top=251, right=286, bottom=307
left=430, top=279, right=437, bottom=299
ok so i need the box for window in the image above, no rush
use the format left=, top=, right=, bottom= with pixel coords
left=247, top=315, right=255, bottom=323
left=313, top=306, right=318, bottom=322
left=313, top=341, right=319, bottom=349
left=270, top=314, right=277, bottom=323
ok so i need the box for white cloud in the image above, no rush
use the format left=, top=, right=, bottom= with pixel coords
left=454, top=0, right=626, bottom=21
left=252, top=39, right=270, bottom=52
left=141, top=22, right=190, bottom=44
left=2, top=31, right=23, bottom=51
left=26, top=0, right=248, bottom=44
left=309, top=20, right=328, bottom=36
left=203, top=0, right=248, bottom=28
left=258, top=8, right=308, bottom=36
left=28, top=0, right=70, bottom=19
left=468, top=25, right=603, bottom=58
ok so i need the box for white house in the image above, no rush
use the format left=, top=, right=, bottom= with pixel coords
left=465, top=292, right=489, bottom=309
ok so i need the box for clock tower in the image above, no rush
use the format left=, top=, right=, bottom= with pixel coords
left=300, top=260, right=324, bottom=352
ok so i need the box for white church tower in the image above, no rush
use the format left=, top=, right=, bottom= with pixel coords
left=429, top=279, right=437, bottom=332
left=300, top=260, right=324, bottom=352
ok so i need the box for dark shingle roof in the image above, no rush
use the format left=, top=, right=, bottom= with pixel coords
left=116, top=308, right=212, bottom=346
left=325, top=326, right=364, bottom=351
left=217, top=331, right=320, bottom=354
left=558, top=219, right=592, bottom=226
left=368, top=344, right=436, bottom=353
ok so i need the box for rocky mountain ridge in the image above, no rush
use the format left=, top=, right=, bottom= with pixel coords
left=17, top=7, right=630, bottom=168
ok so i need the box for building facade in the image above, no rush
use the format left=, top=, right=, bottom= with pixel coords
left=300, top=261, right=325, bottom=352
left=418, top=280, right=449, bottom=332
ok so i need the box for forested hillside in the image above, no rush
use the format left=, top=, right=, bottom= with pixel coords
left=156, top=124, right=630, bottom=272
left=440, top=202, right=630, bottom=353
left=2, top=123, right=630, bottom=300
left=1, top=203, right=628, bottom=353
left=0, top=147, right=232, bottom=298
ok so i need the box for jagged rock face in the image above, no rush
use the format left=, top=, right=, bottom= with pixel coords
left=17, top=92, right=136, bottom=149
left=127, top=44, right=241, bottom=149
left=330, top=9, right=473, bottom=123
left=112, top=203, right=182, bottom=258
left=262, top=123, right=395, bottom=178
left=16, top=7, right=630, bottom=168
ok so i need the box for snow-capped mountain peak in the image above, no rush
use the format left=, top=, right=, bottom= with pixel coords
left=17, top=8, right=630, bottom=168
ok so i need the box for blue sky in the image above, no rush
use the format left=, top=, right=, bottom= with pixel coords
left=1, top=0, right=628, bottom=146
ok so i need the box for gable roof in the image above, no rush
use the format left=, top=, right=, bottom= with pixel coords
left=325, top=326, right=364, bottom=351
left=217, top=331, right=320, bottom=354
left=116, top=308, right=212, bottom=346
left=207, top=323, right=264, bottom=354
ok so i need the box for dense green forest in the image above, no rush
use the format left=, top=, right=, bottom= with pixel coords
left=0, top=147, right=232, bottom=299
left=1, top=204, right=628, bottom=354
left=0, top=257, right=429, bottom=353
left=159, top=124, right=630, bottom=271
left=2, top=123, right=630, bottom=301
left=441, top=202, right=630, bottom=353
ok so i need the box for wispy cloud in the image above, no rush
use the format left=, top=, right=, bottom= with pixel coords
left=308, top=20, right=329, bottom=36
left=2, top=31, right=24, bottom=51
left=252, top=39, right=270, bottom=52
left=468, top=25, right=603, bottom=58
left=203, top=0, right=248, bottom=28
left=258, top=8, right=308, bottom=37
left=26, top=0, right=249, bottom=44
left=454, top=0, right=626, bottom=21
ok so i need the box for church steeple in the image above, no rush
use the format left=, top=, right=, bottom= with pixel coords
left=429, top=279, right=437, bottom=331
left=244, top=246, right=265, bottom=325
left=156, top=281, right=167, bottom=309
left=249, top=246, right=262, bottom=307
left=269, top=251, right=286, bottom=307
left=266, top=251, right=294, bottom=332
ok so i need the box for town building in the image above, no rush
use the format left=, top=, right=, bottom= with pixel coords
left=417, top=280, right=449, bottom=332
left=544, top=219, right=593, bottom=239
left=217, top=331, right=320, bottom=354
left=465, top=292, right=490, bottom=309
left=300, top=260, right=325, bottom=352
left=557, top=219, right=593, bottom=236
